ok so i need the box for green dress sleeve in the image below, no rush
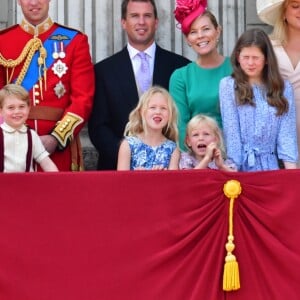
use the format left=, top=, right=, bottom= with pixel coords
left=169, top=68, right=191, bottom=150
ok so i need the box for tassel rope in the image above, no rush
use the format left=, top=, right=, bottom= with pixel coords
left=223, top=180, right=242, bottom=291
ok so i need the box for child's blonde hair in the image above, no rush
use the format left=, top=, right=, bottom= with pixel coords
left=124, top=86, right=178, bottom=142
left=185, top=114, right=226, bottom=155
left=0, top=84, right=30, bottom=108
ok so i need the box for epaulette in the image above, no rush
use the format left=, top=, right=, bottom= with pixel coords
left=0, top=24, right=19, bottom=35
left=54, top=22, right=83, bottom=35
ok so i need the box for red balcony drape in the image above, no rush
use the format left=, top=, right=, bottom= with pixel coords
left=0, top=169, right=299, bottom=299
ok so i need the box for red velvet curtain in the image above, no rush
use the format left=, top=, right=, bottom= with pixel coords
left=0, top=170, right=299, bottom=299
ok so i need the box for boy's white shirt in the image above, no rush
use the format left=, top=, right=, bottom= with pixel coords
left=0, top=122, right=49, bottom=172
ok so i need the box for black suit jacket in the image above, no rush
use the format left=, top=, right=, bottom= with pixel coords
left=88, top=45, right=190, bottom=170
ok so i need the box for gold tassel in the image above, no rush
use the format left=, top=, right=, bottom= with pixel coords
left=223, top=180, right=242, bottom=291
left=38, top=46, right=47, bottom=99
left=223, top=236, right=240, bottom=291
left=39, top=46, right=47, bottom=91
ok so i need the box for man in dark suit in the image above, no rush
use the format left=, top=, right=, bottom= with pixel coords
left=88, top=0, right=190, bottom=170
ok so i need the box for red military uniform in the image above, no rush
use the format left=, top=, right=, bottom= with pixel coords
left=0, top=17, right=95, bottom=171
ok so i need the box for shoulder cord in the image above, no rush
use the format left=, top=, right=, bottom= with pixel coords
left=0, top=37, right=46, bottom=85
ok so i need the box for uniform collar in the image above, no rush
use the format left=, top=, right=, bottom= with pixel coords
left=1, top=122, right=28, bottom=133
left=20, top=17, right=54, bottom=36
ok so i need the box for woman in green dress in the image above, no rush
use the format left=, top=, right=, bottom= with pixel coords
left=170, top=0, right=232, bottom=150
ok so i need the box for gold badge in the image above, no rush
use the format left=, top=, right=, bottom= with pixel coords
left=52, top=59, right=68, bottom=78
left=54, top=81, right=66, bottom=98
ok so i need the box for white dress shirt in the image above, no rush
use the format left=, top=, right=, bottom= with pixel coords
left=127, top=42, right=156, bottom=94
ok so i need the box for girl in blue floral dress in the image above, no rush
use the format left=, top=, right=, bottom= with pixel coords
left=220, top=28, right=298, bottom=171
left=117, top=86, right=180, bottom=170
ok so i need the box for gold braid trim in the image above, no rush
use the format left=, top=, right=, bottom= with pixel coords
left=0, top=37, right=47, bottom=86
left=52, top=112, right=84, bottom=148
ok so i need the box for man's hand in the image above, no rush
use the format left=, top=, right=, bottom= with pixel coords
left=40, top=135, right=59, bottom=154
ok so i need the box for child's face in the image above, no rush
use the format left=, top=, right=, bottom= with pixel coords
left=237, top=46, right=266, bottom=84
left=144, top=93, right=169, bottom=132
left=186, top=123, right=218, bottom=159
left=0, top=96, right=30, bottom=129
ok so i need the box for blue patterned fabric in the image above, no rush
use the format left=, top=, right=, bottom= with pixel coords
left=179, top=152, right=237, bottom=170
left=220, top=76, right=298, bottom=171
left=125, top=136, right=177, bottom=170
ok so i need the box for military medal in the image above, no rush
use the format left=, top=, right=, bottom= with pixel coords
left=59, top=41, right=66, bottom=59
left=52, top=41, right=66, bottom=59
left=52, top=42, right=59, bottom=59
left=52, top=59, right=68, bottom=78
left=54, top=81, right=66, bottom=98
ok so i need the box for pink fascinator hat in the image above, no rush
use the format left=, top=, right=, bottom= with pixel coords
left=174, top=0, right=208, bottom=35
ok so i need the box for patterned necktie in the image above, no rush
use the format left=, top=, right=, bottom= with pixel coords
left=136, top=52, right=151, bottom=93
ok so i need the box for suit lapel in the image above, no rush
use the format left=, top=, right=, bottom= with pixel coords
left=153, top=46, right=162, bottom=84
left=114, top=47, right=139, bottom=106
left=152, top=45, right=170, bottom=86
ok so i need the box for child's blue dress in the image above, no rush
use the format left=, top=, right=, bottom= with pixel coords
left=125, top=136, right=177, bottom=170
left=220, top=76, right=298, bottom=171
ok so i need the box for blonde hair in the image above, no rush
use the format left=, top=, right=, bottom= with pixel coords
left=124, top=86, right=179, bottom=142
left=270, top=0, right=289, bottom=45
left=0, top=84, right=30, bottom=108
left=185, top=114, right=226, bottom=155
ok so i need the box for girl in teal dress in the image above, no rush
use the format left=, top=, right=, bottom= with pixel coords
left=170, top=0, right=232, bottom=150
left=117, top=86, right=180, bottom=170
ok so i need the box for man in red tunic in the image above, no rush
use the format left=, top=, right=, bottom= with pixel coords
left=0, top=0, right=95, bottom=171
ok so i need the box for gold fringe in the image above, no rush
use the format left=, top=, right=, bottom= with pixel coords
left=70, top=136, right=84, bottom=171
left=223, top=180, right=242, bottom=291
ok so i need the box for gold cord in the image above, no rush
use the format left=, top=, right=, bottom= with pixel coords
left=223, top=180, right=242, bottom=292
left=0, top=37, right=47, bottom=87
